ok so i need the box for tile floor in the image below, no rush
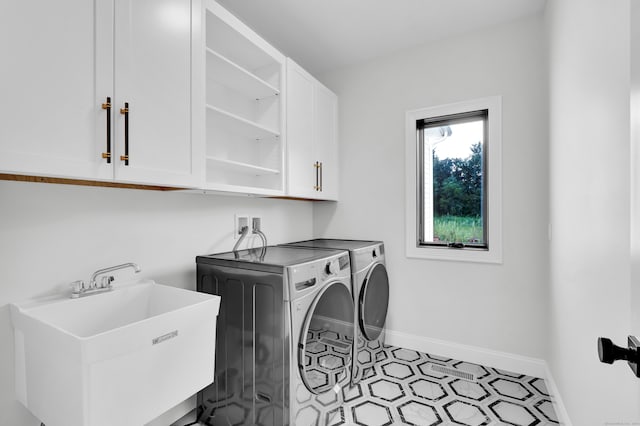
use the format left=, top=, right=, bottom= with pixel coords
left=177, top=342, right=559, bottom=426
left=329, top=344, right=559, bottom=426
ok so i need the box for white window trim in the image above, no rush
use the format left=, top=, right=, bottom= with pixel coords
left=405, top=96, right=503, bottom=264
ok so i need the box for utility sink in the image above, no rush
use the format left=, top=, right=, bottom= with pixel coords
left=10, top=280, right=220, bottom=426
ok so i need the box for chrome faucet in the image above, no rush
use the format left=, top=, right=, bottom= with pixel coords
left=71, top=262, right=141, bottom=298
left=90, top=262, right=141, bottom=287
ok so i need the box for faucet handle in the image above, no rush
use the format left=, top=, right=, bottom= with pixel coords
left=70, top=280, right=85, bottom=298
left=100, top=275, right=115, bottom=288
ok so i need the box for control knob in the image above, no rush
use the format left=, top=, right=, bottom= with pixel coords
left=325, top=259, right=340, bottom=275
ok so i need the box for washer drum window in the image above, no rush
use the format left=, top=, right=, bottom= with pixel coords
left=299, top=281, right=354, bottom=394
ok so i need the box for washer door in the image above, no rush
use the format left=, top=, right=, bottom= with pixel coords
left=360, top=263, right=389, bottom=341
left=299, top=280, right=354, bottom=394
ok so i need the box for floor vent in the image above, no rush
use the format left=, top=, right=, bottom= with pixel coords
left=426, top=363, right=477, bottom=382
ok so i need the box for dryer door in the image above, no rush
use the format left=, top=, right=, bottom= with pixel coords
left=360, top=263, right=390, bottom=341
left=298, top=280, right=354, bottom=394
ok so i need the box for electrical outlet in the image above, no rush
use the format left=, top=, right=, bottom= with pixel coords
left=234, top=214, right=250, bottom=239
left=251, top=216, right=262, bottom=232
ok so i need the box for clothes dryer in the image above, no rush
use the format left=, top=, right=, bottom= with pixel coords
left=196, top=246, right=354, bottom=426
left=282, top=239, right=389, bottom=385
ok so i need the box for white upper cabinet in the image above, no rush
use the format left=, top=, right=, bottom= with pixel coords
left=0, top=0, right=113, bottom=181
left=314, top=83, right=339, bottom=201
left=201, top=0, right=285, bottom=195
left=0, top=0, right=201, bottom=187
left=1, top=0, right=338, bottom=197
left=286, top=61, right=316, bottom=199
left=286, top=59, right=339, bottom=201
left=112, top=0, right=201, bottom=187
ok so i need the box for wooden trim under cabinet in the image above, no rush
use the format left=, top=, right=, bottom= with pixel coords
left=0, top=174, right=181, bottom=191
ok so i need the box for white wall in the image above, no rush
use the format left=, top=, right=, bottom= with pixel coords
left=315, top=15, right=549, bottom=359
left=0, top=180, right=313, bottom=425
left=546, top=0, right=638, bottom=423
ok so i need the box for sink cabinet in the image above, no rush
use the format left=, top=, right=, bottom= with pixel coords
left=286, top=58, right=339, bottom=200
left=0, top=0, right=201, bottom=187
left=11, top=281, right=220, bottom=426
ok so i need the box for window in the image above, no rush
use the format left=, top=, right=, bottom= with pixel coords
left=419, top=110, right=487, bottom=248
left=405, top=97, right=502, bottom=263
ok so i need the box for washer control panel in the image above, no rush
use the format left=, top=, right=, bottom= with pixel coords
left=325, top=259, right=339, bottom=275
left=287, top=252, right=350, bottom=300
left=323, top=254, right=349, bottom=280
left=324, top=254, right=349, bottom=276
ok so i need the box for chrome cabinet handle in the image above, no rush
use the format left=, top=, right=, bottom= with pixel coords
left=120, top=102, right=129, bottom=165
left=101, top=97, right=112, bottom=163
left=319, top=162, right=323, bottom=192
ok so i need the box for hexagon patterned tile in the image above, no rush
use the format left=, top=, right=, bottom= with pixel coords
left=334, top=345, right=560, bottom=425
left=178, top=342, right=560, bottom=426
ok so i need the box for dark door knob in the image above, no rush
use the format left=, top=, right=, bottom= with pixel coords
left=598, top=337, right=632, bottom=364
left=598, top=336, right=640, bottom=377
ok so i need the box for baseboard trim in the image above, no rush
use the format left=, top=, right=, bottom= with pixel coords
left=384, top=329, right=572, bottom=425
left=385, top=329, right=547, bottom=377
left=542, top=363, right=573, bottom=426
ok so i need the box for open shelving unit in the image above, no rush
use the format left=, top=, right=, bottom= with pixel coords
left=205, top=104, right=280, bottom=140
left=206, top=48, right=280, bottom=100
left=202, top=0, right=285, bottom=194
left=205, top=156, right=280, bottom=176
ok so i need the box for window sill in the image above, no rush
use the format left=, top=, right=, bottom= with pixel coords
left=405, top=243, right=502, bottom=264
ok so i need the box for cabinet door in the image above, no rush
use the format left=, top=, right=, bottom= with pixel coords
left=286, top=60, right=317, bottom=198
left=314, top=84, right=339, bottom=201
left=0, top=0, right=114, bottom=180
left=113, top=0, right=200, bottom=187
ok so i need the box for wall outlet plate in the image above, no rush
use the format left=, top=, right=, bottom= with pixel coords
left=251, top=216, right=262, bottom=232
left=234, top=214, right=250, bottom=239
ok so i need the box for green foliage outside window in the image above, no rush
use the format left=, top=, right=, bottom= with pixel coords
left=432, top=142, right=483, bottom=243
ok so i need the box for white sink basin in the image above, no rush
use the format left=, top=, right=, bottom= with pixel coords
left=10, top=280, right=220, bottom=426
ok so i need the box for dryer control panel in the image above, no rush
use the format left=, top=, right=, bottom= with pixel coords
left=351, top=243, right=385, bottom=273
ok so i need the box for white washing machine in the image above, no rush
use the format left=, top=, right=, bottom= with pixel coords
left=196, top=246, right=354, bottom=425
left=282, top=239, right=390, bottom=385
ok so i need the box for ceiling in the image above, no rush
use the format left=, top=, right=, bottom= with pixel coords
left=216, top=0, right=547, bottom=76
